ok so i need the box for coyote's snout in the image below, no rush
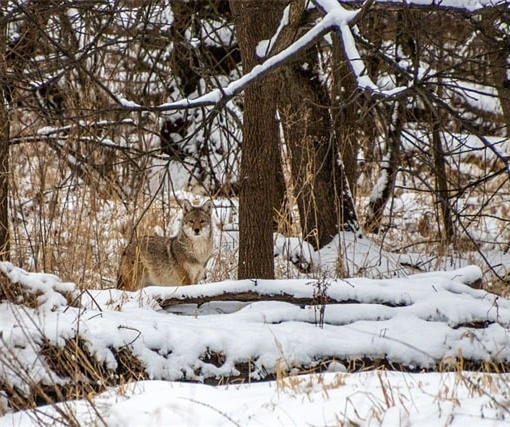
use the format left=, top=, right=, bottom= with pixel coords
left=117, top=199, right=214, bottom=291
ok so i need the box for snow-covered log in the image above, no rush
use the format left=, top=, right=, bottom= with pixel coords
left=146, top=266, right=484, bottom=308
left=1, top=262, right=509, bottom=412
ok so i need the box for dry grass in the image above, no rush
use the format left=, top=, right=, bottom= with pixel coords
left=10, top=139, right=181, bottom=289
left=0, top=335, right=145, bottom=417
left=8, top=135, right=510, bottom=294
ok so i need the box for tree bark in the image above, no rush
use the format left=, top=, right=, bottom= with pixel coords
left=230, top=0, right=286, bottom=279
left=431, top=117, right=454, bottom=242
left=1, top=0, right=63, bottom=262
left=480, top=8, right=510, bottom=137
left=276, top=3, right=360, bottom=250
left=168, top=1, right=201, bottom=97
left=0, top=8, right=9, bottom=260
left=365, top=9, right=412, bottom=233
left=427, top=13, right=454, bottom=243
left=331, top=35, right=361, bottom=194
left=279, top=59, right=359, bottom=249
left=364, top=101, right=403, bottom=233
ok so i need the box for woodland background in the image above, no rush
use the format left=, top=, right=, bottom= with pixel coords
left=1, top=0, right=509, bottom=287
left=1, top=0, right=510, bottom=421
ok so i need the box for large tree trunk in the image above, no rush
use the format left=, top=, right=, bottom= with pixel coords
left=0, top=8, right=9, bottom=260
left=230, top=0, right=286, bottom=279
left=279, top=58, right=359, bottom=250
left=276, top=3, right=359, bottom=250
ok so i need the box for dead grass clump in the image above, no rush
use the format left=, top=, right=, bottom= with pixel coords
left=200, top=349, right=226, bottom=369
left=112, top=347, right=147, bottom=381
left=0, top=270, right=73, bottom=308
left=40, top=338, right=113, bottom=395
left=486, top=276, right=510, bottom=298
left=0, top=270, right=39, bottom=307
left=1, top=335, right=149, bottom=413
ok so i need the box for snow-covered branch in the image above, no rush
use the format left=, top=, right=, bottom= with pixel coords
left=340, top=0, right=508, bottom=13
left=115, top=0, right=398, bottom=112
left=117, top=19, right=330, bottom=112
left=314, top=0, right=409, bottom=96
left=116, top=0, right=507, bottom=112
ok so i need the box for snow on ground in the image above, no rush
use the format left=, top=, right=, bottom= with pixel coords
left=1, top=261, right=510, bottom=425
left=3, top=371, right=510, bottom=426
left=273, top=230, right=510, bottom=281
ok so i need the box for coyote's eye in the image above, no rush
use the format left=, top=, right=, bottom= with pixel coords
left=200, top=220, right=206, bottom=224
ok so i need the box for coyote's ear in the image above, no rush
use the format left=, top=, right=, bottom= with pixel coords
left=182, top=199, right=193, bottom=212
left=202, top=200, right=213, bottom=214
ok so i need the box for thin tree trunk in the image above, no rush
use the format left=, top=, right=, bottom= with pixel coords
left=426, top=13, right=454, bottom=244
left=486, top=33, right=510, bottom=138
left=480, top=8, right=510, bottom=137
left=1, top=0, right=56, bottom=262
left=432, top=118, right=454, bottom=242
left=365, top=102, right=403, bottom=233
left=0, top=9, right=9, bottom=260
left=331, top=35, right=360, bottom=194
left=169, top=1, right=201, bottom=97
left=365, top=9, right=414, bottom=233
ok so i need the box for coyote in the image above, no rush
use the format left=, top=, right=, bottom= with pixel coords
left=117, top=199, right=214, bottom=291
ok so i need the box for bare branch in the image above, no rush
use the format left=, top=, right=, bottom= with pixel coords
left=114, top=0, right=384, bottom=112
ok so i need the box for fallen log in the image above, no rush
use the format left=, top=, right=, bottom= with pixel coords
left=143, top=266, right=486, bottom=309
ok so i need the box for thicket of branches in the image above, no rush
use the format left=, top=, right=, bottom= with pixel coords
left=0, top=0, right=508, bottom=285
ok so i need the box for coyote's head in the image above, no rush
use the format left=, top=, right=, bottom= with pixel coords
left=181, top=199, right=213, bottom=238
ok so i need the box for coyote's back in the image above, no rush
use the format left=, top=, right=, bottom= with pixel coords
left=117, top=200, right=214, bottom=291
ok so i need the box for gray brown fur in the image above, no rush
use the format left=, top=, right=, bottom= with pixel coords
left=117, top=200, right=214, bottom=291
